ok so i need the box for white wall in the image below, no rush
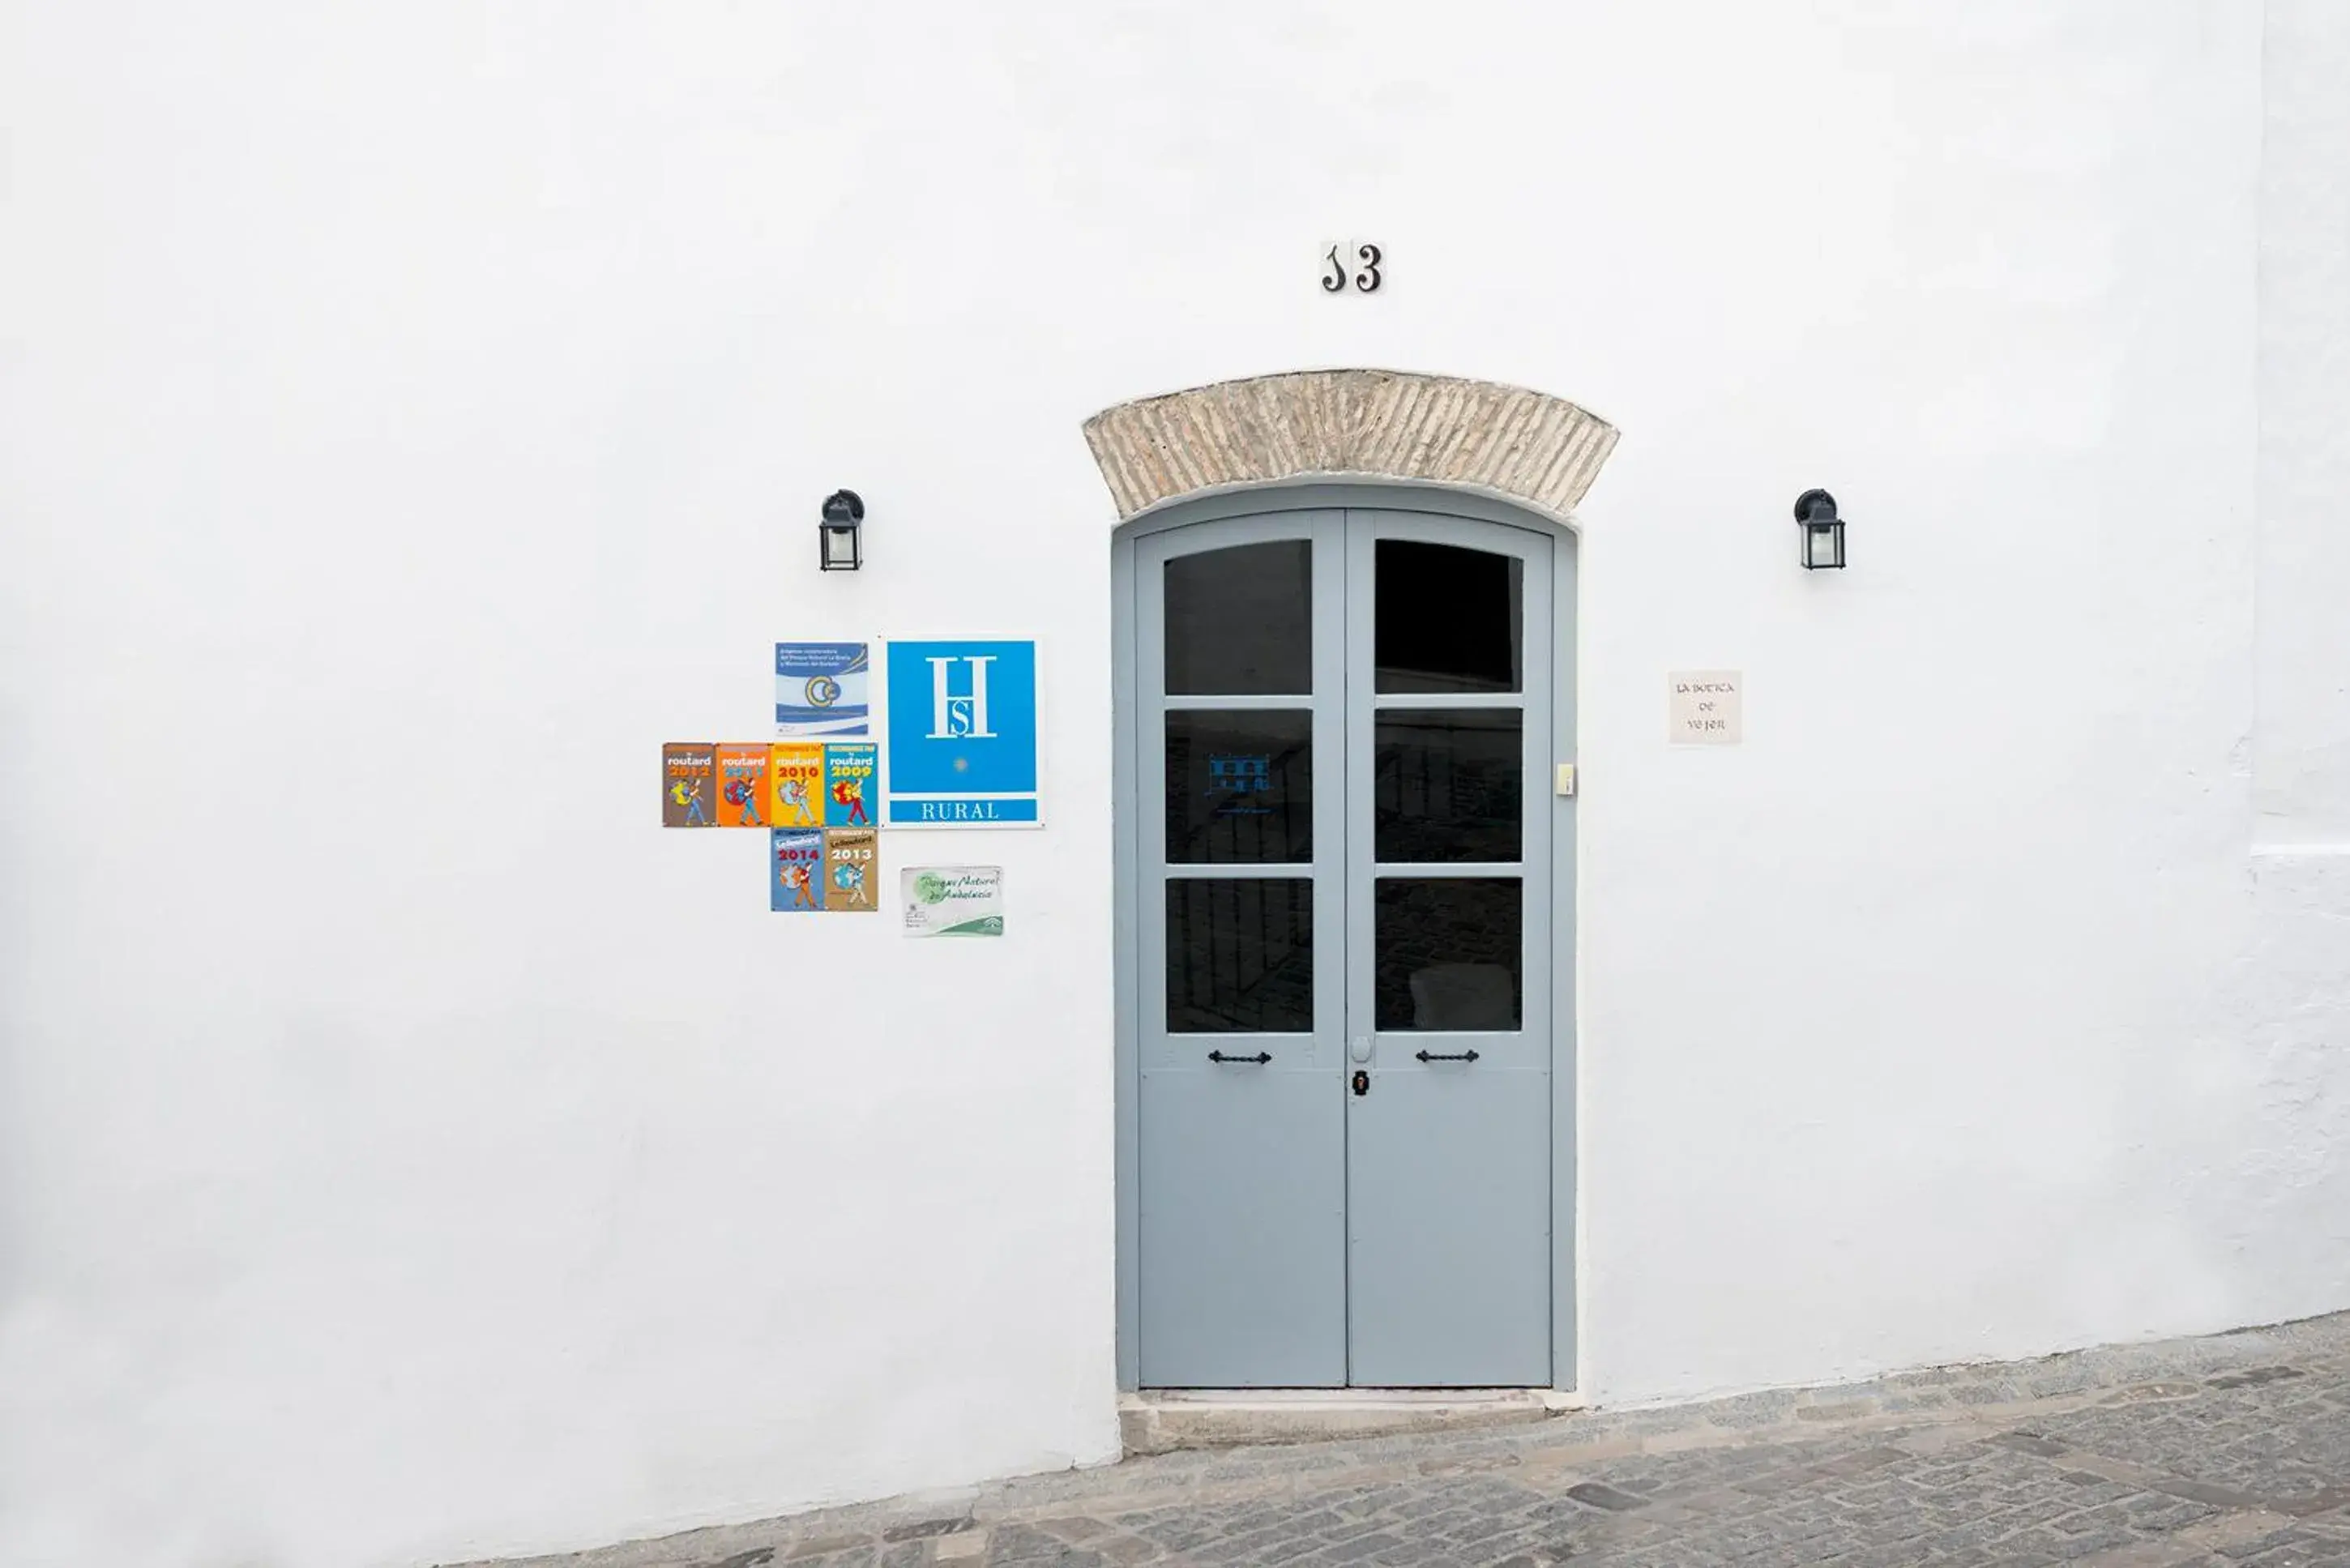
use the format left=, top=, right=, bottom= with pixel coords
left=2258, top=0, right=2350, bottom=848
left=2, top=2, right=2344, bottom=1564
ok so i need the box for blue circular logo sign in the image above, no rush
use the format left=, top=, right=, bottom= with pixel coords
left=804, top=675, right=842, bottom=709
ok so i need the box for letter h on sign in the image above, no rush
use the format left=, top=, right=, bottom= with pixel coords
left=928, top=654, right=997, bottom=740
left=886, top=640, right=1040, bottom=826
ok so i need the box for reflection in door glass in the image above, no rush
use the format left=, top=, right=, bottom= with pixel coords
left=1167, top=879, right=1314, bottom=1032
left=1374, top=878, right=1521, bottom=1031
left=1167, top=711, right=1311, bottom=864
left=1165, top=540, right=1312, bottom=694
left=1374, top=709, right=1521, bottom=863
left=1375, top=540, right=1522, bottom=693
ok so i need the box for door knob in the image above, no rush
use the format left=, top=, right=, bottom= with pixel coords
left=1348, top=1035, right=1372, bottom=1063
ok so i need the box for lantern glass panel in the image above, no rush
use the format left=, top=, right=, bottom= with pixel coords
left=820, top=523, right=861, bottom=570
left=1802, top=520, right=1844, bottom=570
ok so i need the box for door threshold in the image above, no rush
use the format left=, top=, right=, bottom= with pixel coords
left=1119, top=1387, right=1580, bottom=1456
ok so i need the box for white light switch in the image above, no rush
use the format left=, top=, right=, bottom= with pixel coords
left=1556, top=763, right=1577, bottom=797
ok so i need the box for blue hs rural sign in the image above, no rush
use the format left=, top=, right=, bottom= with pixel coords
left=883, top=640, right=1040, bottom=827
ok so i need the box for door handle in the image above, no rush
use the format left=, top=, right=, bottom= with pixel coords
left=1207, top=1050, right=1273, bottom=1065
left=1348, top=1035, right=1372, bottom=1063
left=1414, top=1049, right=1481, bottom=1063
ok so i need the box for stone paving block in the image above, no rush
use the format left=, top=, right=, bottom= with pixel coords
left=2218, top=1532, right=2350, bottom=1567
left=1884, top=1388, right=1956, bottom=1412
left=982, top=1524, right=1079, bottom=1562
left=2208, top=1366, right=2310, bottom=1390
left=784, top=1550, right=877, bottom=1568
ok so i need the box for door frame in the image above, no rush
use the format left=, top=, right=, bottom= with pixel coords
left=1112, top=479, right=1580, bottom=1392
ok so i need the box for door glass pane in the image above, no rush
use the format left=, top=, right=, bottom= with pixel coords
left=1167, top=711, right=1311, bottom=864
left=1374, top=878, right=1520, bottom=1031
left=1375, top=540, right=1522, bottom=694
left=1166, top=540, right=1311, bottom=694
left=1374, top=709, right=1521, bottom=864
left=1167, top=879, right=1314, bottom=1032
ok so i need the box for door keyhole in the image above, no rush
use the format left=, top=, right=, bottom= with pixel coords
left=1351, top=1070, right=1369, bottom=1097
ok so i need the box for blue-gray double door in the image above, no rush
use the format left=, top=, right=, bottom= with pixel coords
left=1136, top=507, right=1556, bottom=1387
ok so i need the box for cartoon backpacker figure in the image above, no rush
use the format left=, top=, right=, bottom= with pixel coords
left=714, top=743, right=771, bottom=828
left=662, top=743, right=716, bottom=827
left=723, top=773, right=763, bottom=825
left=823, top=828, right=878, bottom=911
left=771, top=829, right=824, bottom=911
left=823, top=741, right=877, bottom=827
left=771, top=742, right=825, bottom=827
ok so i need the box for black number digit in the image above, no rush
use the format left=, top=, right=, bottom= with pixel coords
left=1322, top=246, right=1346, bottom=293
left=1354, top=243, right=1382, bottom=293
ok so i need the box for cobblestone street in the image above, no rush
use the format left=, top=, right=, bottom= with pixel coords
left=468, top=1314, right=2350, bottom=1568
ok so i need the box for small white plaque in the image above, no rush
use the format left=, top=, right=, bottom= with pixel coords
left=901, top=865, right=1005, bottom=937
left=1669, top=671, right=1742, bottom=745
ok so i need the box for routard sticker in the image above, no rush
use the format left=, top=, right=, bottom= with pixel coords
left=771, top=829, right=827, bottom=912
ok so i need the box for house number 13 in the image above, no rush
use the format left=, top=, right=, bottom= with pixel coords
left=1323, top=242, right=1382, bottom=293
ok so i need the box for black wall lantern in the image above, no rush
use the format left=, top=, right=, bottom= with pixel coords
left=818, top=489, right=864, bottom=571
left=1794, top=488, right=1845, bottom=570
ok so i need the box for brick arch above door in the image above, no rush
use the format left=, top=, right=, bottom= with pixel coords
left=1082, top=369, right=1620, bottom=523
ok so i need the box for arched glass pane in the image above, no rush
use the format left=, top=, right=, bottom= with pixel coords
left=1374, top=540, right=1521, bottom=694
left=1165, top=540, right=1312, bottom=694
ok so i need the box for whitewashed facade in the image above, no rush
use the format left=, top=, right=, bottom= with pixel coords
left=3, top=2, right=2347, bottom=1564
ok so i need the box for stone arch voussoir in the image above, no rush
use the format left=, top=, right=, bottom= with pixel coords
left=1082, top=369, right=1619, bottom=521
